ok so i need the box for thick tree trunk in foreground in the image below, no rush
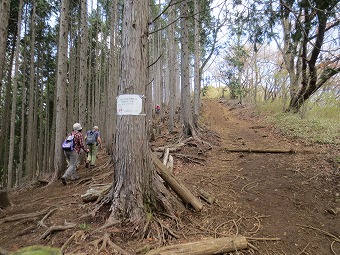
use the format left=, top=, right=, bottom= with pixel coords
left=110, top=0, right=152, bottom=228
left=52, top=0, right=69, bottom=181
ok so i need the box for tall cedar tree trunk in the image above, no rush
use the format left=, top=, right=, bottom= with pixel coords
left=0, top=0, right=10, bottom=99
left=180, top=0, right=193, bottom=136
left=68, top=25, right=76, bottom=129
left=52, top=0, right=69, bottom=181
left=1, top=39, right=15, bottom=189
left=79, top=0, right=88, bottom=127
left=8, top=0, right=23, bottom=189
left=193, top=0, right=200, bottom=125
left=16, top=30, right=28, bottom=186
left=106, top=0, right=119, bottom=154
left=25, top=0, right=37, bottom=181
left=17, top=88, right=26, bottom=186
left=110, top=0, right=152, bottom=228
left=167, top=3, right=176, bottom=133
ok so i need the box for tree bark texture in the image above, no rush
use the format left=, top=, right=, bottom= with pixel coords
left=0, top=0, right=10, bottom=98
left=25, top=0, right=37, bottom=181
left=180, top=0, right=192, bottom=136
left=167, top=4, right=176, bottom=133
left=111, top=0, right=152, bottom=226
left=53, top=0, right=69, bottom=180
left=193, top=0, right=201, bottom=125
left=7, top=0, right=23, bottom=189
left=78, top=0, right=88, bottom=127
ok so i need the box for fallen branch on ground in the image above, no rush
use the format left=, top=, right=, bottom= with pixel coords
left=222, top=148, right=297, bottom=154
left=297, top=224, right=340, bottom=242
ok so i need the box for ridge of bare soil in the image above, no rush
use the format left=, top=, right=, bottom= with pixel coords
left=0, top=99, right=339, bottom=255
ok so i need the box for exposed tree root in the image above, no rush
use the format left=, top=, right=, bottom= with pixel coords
left=154, top=217, right=180, bottom=239
left=1, top=206, right=56, bottom=223
left=91, top=232, right=133, bottom=255
left=172, top=153, right=205, bottom=165
left=76, top=177, right=93, bottom=185
left=38, top=221, right=76, bottom=240
left=61, top=230, right=87, bottom=253
left=37, top=207, right=58, bottom=228
left=92, top=216, right=120, bottom=234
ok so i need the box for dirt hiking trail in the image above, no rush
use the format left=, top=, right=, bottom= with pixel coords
left=0, top=99, right=339, bottom=255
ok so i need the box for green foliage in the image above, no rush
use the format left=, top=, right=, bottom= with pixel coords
left=256, top=100, right=340, bottom=145
left=201, top=85, right=224, bottom=99
left=78, top=222, right=91, bottom=232
left=10, top=245, right=61, bottom=255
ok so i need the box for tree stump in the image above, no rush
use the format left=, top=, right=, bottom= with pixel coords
left=0, top=190, right=11, bottom=209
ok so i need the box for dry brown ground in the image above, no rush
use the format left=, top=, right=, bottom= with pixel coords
left=0, top=99, right=339, bottom=255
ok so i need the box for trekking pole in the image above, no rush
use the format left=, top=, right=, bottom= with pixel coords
left=85, top=152, right=88, bottom=177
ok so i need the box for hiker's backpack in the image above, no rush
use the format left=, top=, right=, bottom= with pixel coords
left=62, top=134, right=75, bottom=151
left=86, top=130, right=97, bottom=145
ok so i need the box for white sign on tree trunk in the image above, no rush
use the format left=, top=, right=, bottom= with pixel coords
left=117, top=94, right=144, bottom=115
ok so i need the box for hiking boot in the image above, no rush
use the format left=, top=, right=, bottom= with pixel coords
left=61, top=177, right=67, bottom=185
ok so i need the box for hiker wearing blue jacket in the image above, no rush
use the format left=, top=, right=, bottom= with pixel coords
left=85, top=125, right=102, bottom=167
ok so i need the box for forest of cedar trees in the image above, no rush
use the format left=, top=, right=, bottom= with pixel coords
left=0, top=0, right=339, bottom=253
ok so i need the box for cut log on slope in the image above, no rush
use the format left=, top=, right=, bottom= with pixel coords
left=197, top=189, right=215, bottom=204
left=222, top=148, right=297, bottom=154
left=152, top=153, right=203, bottom=211
left=145, top=236, right=248, bottom=255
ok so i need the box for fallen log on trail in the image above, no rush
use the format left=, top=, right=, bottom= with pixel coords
left=152, top=153, right=203, bottom=211
left=222, top=148, right=297, bottom=154
left=145, top=235, right=248, bottom=255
